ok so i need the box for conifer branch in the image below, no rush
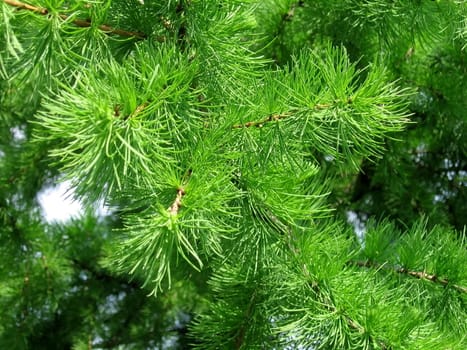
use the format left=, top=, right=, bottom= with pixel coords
left=3, top=0, right=147, bottom=40
left=349, top=260, right=467, bottom=294
left=231, top=103, right=332, bottom=129
left=306, top=278, right=389, bottom=349
left=232, top=113, right=291, bottom=129
left=302, top=258, right=387, bottom=349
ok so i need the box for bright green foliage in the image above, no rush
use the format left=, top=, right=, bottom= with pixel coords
left=1, top=0, right=466, bottom=349
left=35, top=44, right=201, bottom=201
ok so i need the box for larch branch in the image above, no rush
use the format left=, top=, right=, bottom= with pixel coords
left=231, top=103, right=331, bottom=129
left=232, top=113, right=291, bottom=129
left=3, top=0, right=147, bottom=40
left=349, top=260, right=467, bottom=294
left=306, top=278, right=388, bottom=348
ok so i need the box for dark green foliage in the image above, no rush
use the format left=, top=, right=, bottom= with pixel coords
left=1, top=0, right=466, bottom=349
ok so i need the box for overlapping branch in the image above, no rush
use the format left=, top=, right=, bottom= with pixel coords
left=3, top=0, right=147, bottom=39
left=304, top=273, right=389, bottom=349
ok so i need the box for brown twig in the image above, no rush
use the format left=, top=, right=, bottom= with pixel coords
left=349, top=260, right=467, bottom=294
left=232, top=103, right=332, bottom=129
left=232, top=113, right=291, bottom=129
left=399, top=268, right=467, bottom=293
left=4, top=0, right=45, bottom=13
left=167, top=169, right=192, bottom=216
left=130, top=103, right=148, bottom=118
left=3, top=0, right=147, bottom=40
left=168, top=188, right=185, bottom=216
left=114, top=102, right=149, bottom=120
